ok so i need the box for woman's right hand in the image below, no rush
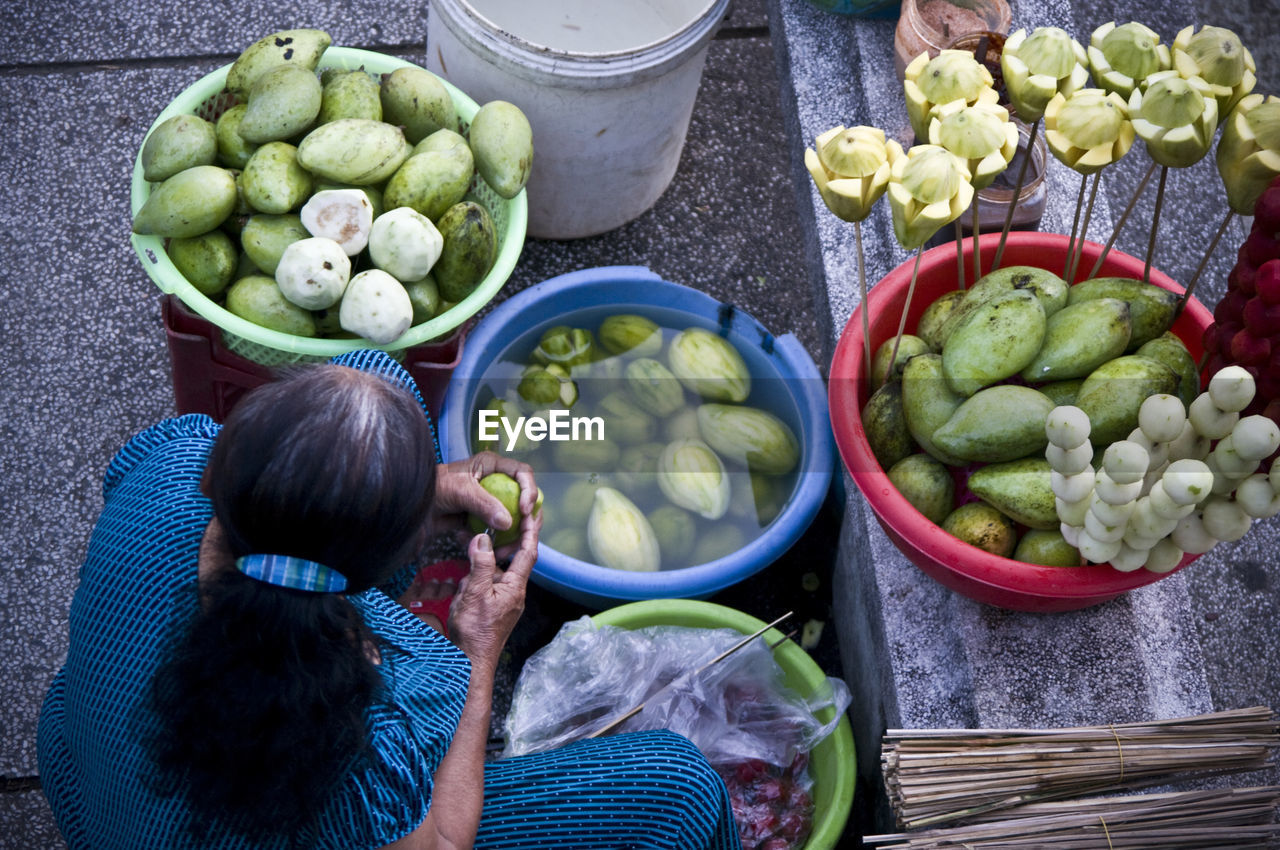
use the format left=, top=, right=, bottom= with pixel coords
left=447, top=510, right=539, bottom=672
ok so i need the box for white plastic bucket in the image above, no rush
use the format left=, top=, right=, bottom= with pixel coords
left=427, top=0, right=730, bottom=240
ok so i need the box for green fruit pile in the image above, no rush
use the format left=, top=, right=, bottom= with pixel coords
left=472, top=314, right=801, bottom=572
left=863, top=265, right=1198, bottom=566
left=133, top=28, right=533, bottom=346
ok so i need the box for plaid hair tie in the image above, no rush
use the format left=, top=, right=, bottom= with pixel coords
left=235, top=554, right=349, bottom=593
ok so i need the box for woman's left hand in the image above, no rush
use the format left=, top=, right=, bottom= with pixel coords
left=432, top=452, right=539, bottom=556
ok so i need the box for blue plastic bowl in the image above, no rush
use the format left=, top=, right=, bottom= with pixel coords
left=439, top=266, right=834, bottom=608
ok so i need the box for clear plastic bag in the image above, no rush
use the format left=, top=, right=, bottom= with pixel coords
left=502, top=617, right=852, bottom=850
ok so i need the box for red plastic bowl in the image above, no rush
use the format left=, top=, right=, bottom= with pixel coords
left=829, top=232, right=1214, bottom=612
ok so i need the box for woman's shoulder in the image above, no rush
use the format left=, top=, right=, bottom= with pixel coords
left=103, top=414, right=221, bottom=500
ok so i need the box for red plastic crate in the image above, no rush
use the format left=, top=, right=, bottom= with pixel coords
left=161, top=295, right=470, bottom=423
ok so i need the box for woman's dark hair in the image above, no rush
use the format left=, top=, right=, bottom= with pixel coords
left=147, top=365, right=437, bottom=843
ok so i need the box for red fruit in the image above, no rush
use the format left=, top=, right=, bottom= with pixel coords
left=1215, top=289, right=1249, bottom=323
left=1205, top=352, right=1227, bottom=377
left=1216, top=321, right=1244, bottom=354
left=1256, top=181, right=1280, bottom=232
left=1263, top=398, right=1280, bottom=430
left=1257, top=260, right=1280, bottom=305
left=1229, top=329, right=1271, bottom=366
left=1202, top=323, right=1222, bottom=354
left=1244, top=230, right=1280, bottom=268
left=1231, top=263, right=1258, bottom=295
left=1243, top=297, right=1280, bottom=336
left=756, top=778, right=784, bottom=802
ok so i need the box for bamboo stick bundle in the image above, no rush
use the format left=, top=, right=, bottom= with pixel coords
left=864, top=786, right=1280, bottom=849
left=881, top=707, right=1280, bottom=829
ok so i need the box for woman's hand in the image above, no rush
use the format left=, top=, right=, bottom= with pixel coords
left=432, top=452, right=539, bottom=557
left=448, top=522, right=538, bottom=673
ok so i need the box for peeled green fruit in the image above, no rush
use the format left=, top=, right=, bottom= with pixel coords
left=647, top=505, right=697, bottom=565
left=132, top=165, right=237, bottom=238
left=241, top=141, right=312, bottom=214
left=599, top=314, right=663, bottom=358
left=562, top=477, right=607, bottom=528
left=862, top=381, right=915, bottom=470
left=1014, top=528, right=1083, bottom=566
left=967, top=458, right=1058, bottom=530
left=887, top=453, right=955, bottom=524
left=468, top=100, right=534, bottom=199
left=900, top=353, right=967, bottom=466
left=240, top=213, right=308, bottom=275
left=587, top=487, right=660, bottom=572
left=434, top=201, right=498, bottom=303
left=141, top=114, right=217, bottom=182
left=274, top=236, right=350, bottom=310
left=226, top=28, right=331, bottom=97
left=297, top=118, right=410, bottom=185
left=597, top=392, right=656, bottom=445
left=368, top=207, right=443, bottom=283
left=553, top=438, right=620, bottom=474
left=167, top=230, right=237, bottom=296
left=872, top=334, right=931, bottom=390
left=215, top=104, right=259, bottom=169
left=695, top=404, right=800, bottom=475
left=942, top=502, right=1017, bottom=557
left=932, top=385, right=1056, bottom=463
left=1067, top=277, right=1180, bottom=349
left=692, top=525, right=746, bottom=565
left=318, top=69, right=382, bottom=124
left=667, top=329, right=751, bottom=402
left=1075, top=354, right=1178, bottom=445
left=534, top=326, right=597, bottom=371
left=616, top=442, right=665, bottom=496
left=467, top=472, right=542, bottom=546
left=1136, top=332, right=1199, bottom=408
left=942, top=289, right=1046, bottom=396
left=339, top=269, right=413, bottom=344
left=626, top=358, right=686, bottom=417
left=226, top=274, right=317, bottom=336
left=657, top=439, right=732, bottom=520
left=380, top=66, right=457, bottom=143
left=1020, top=297, right=1132, bottom=381
left=238, top=64, right=323, bottom=144
left=383, top=148, right=474, bottom=221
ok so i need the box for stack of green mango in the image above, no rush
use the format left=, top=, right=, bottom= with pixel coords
left=862, top=266, right=1198, bottom=566
left=472, top=313, right=802, bottom=573
left=132, top=28, right=533, bottom=346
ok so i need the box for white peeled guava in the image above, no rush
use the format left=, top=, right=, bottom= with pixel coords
left=300, top=189, right=375, bottom=256
left=368, top=206, right=443, bottom=282
left=274, top=236, right=351, bottom=310
left=339, top=269, right=413, bottom=344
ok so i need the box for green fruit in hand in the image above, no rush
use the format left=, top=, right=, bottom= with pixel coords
left=942, top=502, right=1017, bottom=557
left=887, top=453, right=955, bottom=525
left=467, top=472, right=542, bottom=546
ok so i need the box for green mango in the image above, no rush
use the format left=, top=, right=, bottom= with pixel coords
left=665, top=406, right=702, bottom=442
left=932, top=385, right=1055, bottom=463
left=941, top=502, right=1016, bottom=557
left=696, top=404, right=800, bottom=475
left=1013, top=528, right=1083, bottom=566
left=599, top=314, right=663, bottom=358
left=546, top=527, right=590, bottom=562
left=647, top=505, right=697, bottom=565
left=167, top=230, right=237, bottom=296
left=226, top=28, right=331, bottom=97
left=318, top=69, right=382, bottom=123
left=1020, top=297, right=1132, bottom=382
left=561, top=477, right=608, bottom=528
left=967, top=458, right=1058, bottom=530
left=380, top=66, right=457, bottom=143
left=597, top=392, right=656, bottom=445
left=916, top=289, right=966, bottom=350
left=936, top=265, right=1068, bottom=347
left=404, top=273, right=441, bottom=325
left=553, top=437, right=621, bottom=474
left=383, top=148, right=474, bottom=221
left=466, top=472, right=542, bottom=546
left=239, top=213, right=308, bottom=275
left=862, top=381, right=916, bottom=470
left=871, top=334, right=931, bottom=390
left=215, top=104, right=259, bottom=169
left=1136, top=332, right=1200, bottom=408
left=616, top=442, right=665, bottom=497
left=467, top=100, right=534, bottom=199
left=241, top=141, right=312, bottom=214
left=1067, top=277, right=1181, bottom=349
left=900, top=353, right=967, bottom=466
left=132, top=165, right=237, bottom=238
left=297, top=118, right=410, bottom=185
left=942, top=289, right=1047, bottom=396
left=141, top=114, right=217, bottom=182
left=434, top=201, right=498, bottom=302
left=1038, top=378, right=1085, bottom=407
left=1075, top=354, right=1179, bottom=445
left=691, top=525, right=746, bottom=565
left=626, top=357, right=686, bottom=417
left=225, top=274, right=316, bottom=336
left=413, top=128, right=471, bottom=158
left=237, top=64, right=322, bottom=144
left=887, top=453, right=955, bottom=524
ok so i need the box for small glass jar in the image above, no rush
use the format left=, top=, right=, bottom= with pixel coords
left=893, top=0, right=1012, bottom=81
left=963, top=118, right=1048, bottom=234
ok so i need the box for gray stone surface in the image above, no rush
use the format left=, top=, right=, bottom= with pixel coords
left=771, top=0, right=1280, bottom=836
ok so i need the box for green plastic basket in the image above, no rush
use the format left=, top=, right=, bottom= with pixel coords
left=129, top=46, right=527, bottom=366
left=592, top=600, right=856, bottom=850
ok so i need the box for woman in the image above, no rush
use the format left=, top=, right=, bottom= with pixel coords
left=37, top=351, right=742, bottom=850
